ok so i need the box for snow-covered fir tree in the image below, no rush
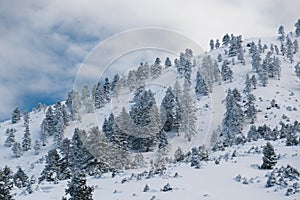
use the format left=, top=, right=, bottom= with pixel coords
left=220, top=88, right=244, bottom=146
left=259, top=68, right=269, bottom=87
left=294, top=18, right=300, bottom=37
left=33, top=140, right=41, bottom=155
left=158, top=129, right=168, bottom=150
left=11, top=107, right=21, bottom=124
left=228, top=35, right=242, bottom=57
left=209, top=39, right=214, bottom=50
left=245, top=93, right=257, bottom=124
left=12, top=142, right=22, bottom=158
left=136, top=62, right=149, bottom=83
left=221, top=60, right=233, bottom=82
left=64, top=170, right=93, bottom=200
left=103, top=77, right=111, bottom=102
left=174, top=147, right=184, bottom=162
left=127, top=70, right=137, bottom=91
left=58, top=138, right=73, bottom=180
left=222, top=33, right=230, bottom=46
left=293, top=39, right=299, bottom=54
left=164, top=57, right=172, bottom=68
left=160, top=87, right=176, bottom=132
left=286, top=36, right=294, bottom=63
left=195, top=70, right=209, bottom=98
left=22, top=124, right=31, bottom=151
left=93, top=82, right=106, bottom=109
left=179, top=80, right=197, bottom=141
left=278, top=25, right=285, bottom=42
left=215, top=39, right=220, bottom=48
left=237, top=48, right=245, bottom=65
left=261, top=142, right=277, bottom=169
left=247, top=125, right=260, bottom=141
left=23, top=110, right=29, bottom=126
left=150, top=57, right=162, bottom=79
left=13, top=167, right=28, bottom=188
left=251, top=74, right=257, bottom=89
left=81, top=85, right=94, bottom=113
left=39, top=149, right=61, bottom=183
left=0, top=166, right=14, bottom=200
left=217, top=53, right=222, bottom=62
left=295, top=62, right=300, bottom=79
left=71, top=128, right=94, bottom=171
left=4, top=129, right=15, bottom=147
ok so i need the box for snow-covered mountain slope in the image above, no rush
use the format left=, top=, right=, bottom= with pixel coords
left=1, top=29, right=300, bottom=199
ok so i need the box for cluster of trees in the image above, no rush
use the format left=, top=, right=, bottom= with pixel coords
left=247, top=120, right=300, bottom=146
left=249, top=41, right=282, bottom=87
left=174, top=49, right=194, bottom=85
left=218, top=88, right=245, bottom=147
left=277, top=25, right=299, bottom=63
left=41, top=102, right=69, bottom=147
left=197, top=55, right=221, bottom=94
left=5, top=111, right=42, bottom=158
left=0, top=165, right=35, bottom=199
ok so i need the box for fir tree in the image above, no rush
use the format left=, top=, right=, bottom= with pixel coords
left=82, top=85, right=94, bottom=113
left=259, top=68, right=268, bottom=87
left=22, top=125, right=31, bottom=151
left=39, top=149, right=61, bottom=183
left=209, top=39, right=214, bottom=50
left=103, top=77, right=111, bottom=101
left=251, top=75, right=257, bottom=89
left=0, top=166, right=14, bottom=200
left=12, top=142, right=22, bottom=158
left=158, top=130, right=168, bottom=150
left=295, top=62, right=300, bottom=79
left=11, top=107, right=21, bottom=124
left=215, top=39, right=220, bottom=48
left=4, top=131, right=15, bottom=148
left=111, top=74, right=120, bottom=92
left=261, top=142, right=277, bottom=169
left=58, top=138, right=73, bottom=180
left=295, top=19, right=300, bottom=37
left=221, top=60, right=233, bottom=82
left=222, top=33, right=230, bottom=46
left=23, top=110, right=30, bottom=126
left=217, top=53, right=222, bottom=62
left=72, top=128, right=94, bottom=171
left=33, top=140, right=40, bottom=155
left=247, top=125, right=259, bottom=141
left=161, top=87, right=176, bottom=132
left=94, top=82, right=106, bottom=109
left=220, top=88, right=244, bottom=146
left=245, top=93, right=257, bottom=124
left=150, top=57, right=162, bottom=79
left=286, top=36, right=294, bottom=63
left=237, top=49, right=245, bottom=65
left=164, top=57, right=172, bottom=68
left=127, top=70, right=137, bottom=91
left=179, top=80, right=197, bottom=141
left=278, top=25, right=285, bottom=41
left=13, top=167, right=28, bottom=188
left=293, top=40, right=299, bottom=54
left=64, top=170, right=93, bottom=200
left=251, top=47, right=262, bottom=73
left=195, top=71, right=209, bottom=98
left=244, top=74, right=252, bottom=95
left=174, top=147, right=184, bottom=162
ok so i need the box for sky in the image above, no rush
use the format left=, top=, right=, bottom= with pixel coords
left=0, top=0, right=299, bottom=121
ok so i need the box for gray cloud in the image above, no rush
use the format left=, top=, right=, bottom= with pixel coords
left=0, top=0, right=298, bottom=120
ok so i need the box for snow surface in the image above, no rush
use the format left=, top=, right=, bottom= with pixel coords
left=0, top=33, right=300, bottom=199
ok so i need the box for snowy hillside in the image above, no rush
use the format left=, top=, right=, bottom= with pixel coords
left=1, top=22, right=300, bottom=200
